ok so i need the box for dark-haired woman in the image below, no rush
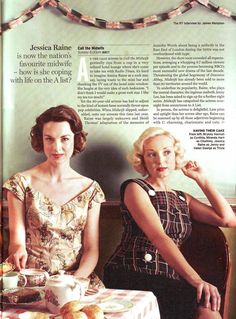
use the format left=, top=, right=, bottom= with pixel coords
left=3, top=105, right=105, bottom=287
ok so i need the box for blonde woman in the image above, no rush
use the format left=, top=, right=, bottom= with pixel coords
left=104, top=127, right=236, bottom=319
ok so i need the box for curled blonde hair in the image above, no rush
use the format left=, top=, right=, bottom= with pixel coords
left=128, top=127, right=185, bottom=176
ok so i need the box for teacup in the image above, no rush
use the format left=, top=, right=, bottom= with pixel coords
left=20, top=268, right=49, bottom=287
left=2, top=271, right=27, bottom=290
left=74, top=277, right=90, bottom=294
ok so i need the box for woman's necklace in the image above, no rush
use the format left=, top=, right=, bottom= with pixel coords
left=145, top=178, right=170, bottom=214
left=163, top=184, right=170, bottom=217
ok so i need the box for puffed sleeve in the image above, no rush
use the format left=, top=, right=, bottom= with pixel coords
left=88, top=181, right=105, bottom=209
left=2, top=174, right=27, bottom=202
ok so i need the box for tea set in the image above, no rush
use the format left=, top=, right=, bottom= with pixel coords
left=1, top=265, right=89, bottom=314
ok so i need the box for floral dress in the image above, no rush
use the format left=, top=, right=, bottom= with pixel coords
left=3, top=173, right=105, bottom=287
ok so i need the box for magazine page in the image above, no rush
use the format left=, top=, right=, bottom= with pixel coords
left=1, top=0, right=236, bottom=316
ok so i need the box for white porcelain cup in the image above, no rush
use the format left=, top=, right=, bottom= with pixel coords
left=74, top=277, right=90, bottom=295
left=2, top=271, right=27, bottom=290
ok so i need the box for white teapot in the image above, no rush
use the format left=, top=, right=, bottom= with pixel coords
left=45, top=271, right=84, bottom=314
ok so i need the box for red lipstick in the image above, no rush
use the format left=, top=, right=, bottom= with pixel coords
left=52, top=154, right=63, bottom=159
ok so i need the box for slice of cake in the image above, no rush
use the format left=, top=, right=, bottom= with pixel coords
left=2, top=287, right=42, bottom=303
left=0, top=262, right=15, bottom=275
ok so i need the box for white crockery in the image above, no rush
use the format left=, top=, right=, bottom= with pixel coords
left=45, top=271, right=84, bottom=314
left=2, top=271, right=27, bottom=290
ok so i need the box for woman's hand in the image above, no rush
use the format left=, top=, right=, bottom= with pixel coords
left=8, top=245, right=28, bottom=270
left=193, top=279, right=221, bottom=311
left=181, top=160, right=205, bottom=182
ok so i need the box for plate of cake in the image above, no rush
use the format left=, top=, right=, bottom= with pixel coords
left=1, top=287, right=44, bottom=305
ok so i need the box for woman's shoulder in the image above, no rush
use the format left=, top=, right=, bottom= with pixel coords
left=121, top=178, right=151, bottom=190
left=69, top=172, right=102, bottom=194
left=18, top=164, right=43, bottom=180
left=3, top=171, right=31, bottom=201
left=120, top=178, right=150, bottom=198
left=69, top=172, right=94, bottom=189
left=76, top=175, right=105, bottom=204
left=4, top=171, right=29, bottom=185
left=3, top=165, right=43, bottom=193
left=74, top=173, right=93, bottom=184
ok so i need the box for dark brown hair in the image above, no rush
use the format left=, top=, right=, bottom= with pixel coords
left=30, top=105, right=87, bottom=155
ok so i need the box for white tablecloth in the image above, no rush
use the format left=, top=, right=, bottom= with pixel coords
left=1, top=288, right=160, bottom=319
